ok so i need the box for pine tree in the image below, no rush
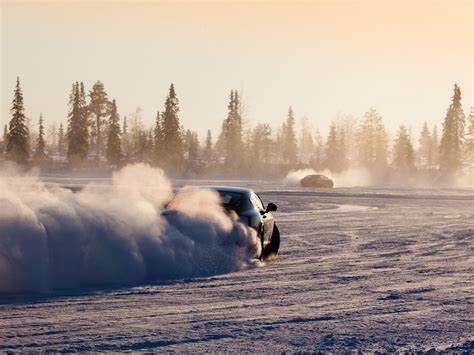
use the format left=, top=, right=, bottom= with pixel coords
left=393, top=124, right=415, bottom=176
left=144, top=130, right=154, bottom=163
left=325, top=122, right=340, bottom=172
left=338, top=127, right=349, bottom=171
left=220, top=91, right=234, bottom=168
left=25, top=116, right=35, bottom=155
left=431, top=125, right=440, bottom=168
left=439, top=84, right=465, bottom=175
left=251, top=123, right=273, bottom=173
left=129, top=108, right=144, bottom=161
left=334, top=113, right=358, bottom=165
left=162, top=84, right=184, bottom=172
left=67, top=82, right=89, bottom=166
left=357, top=108, right=388, bottom=176
left=184, top=129, right=199, bottom=170
left=232, top=91, right=243, bottom=162
left=7, top=77, right=30, bottom=165
left=220, top=90, right=243, bottom=171
left=106, top=99, right=121, bottom=166
left=121, top=116, right=129, bottom=160
left=57, top=123, right=65, bottom=157
left=88, top=80, right=110, bottom=158
left=311, top=128, right=325, bottom=171
left=135, top=130, right=149, bottom=163
left=282, top=106, right=298, bottom=167
left=203, top=129, right=213, bottom=164
left=46, top=123, right=58, bottom=153
left=298, top=117, right=314, bottom=164
left=34, top=113, right=47, bottom=162
left=153, top=111, right=163, bottom=165
left=464, top=107, right=474, bottom=164
left=418, top=122, right=432, bottom=170
left=374, top=126, right=389, bottom=173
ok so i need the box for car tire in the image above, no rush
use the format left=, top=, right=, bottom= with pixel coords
left=263, top=224, right=280, bottom=259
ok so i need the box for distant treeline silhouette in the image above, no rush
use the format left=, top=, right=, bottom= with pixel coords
left=2, top=78, right=473, bottom=182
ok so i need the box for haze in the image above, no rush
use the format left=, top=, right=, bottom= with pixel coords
left=1, top=0, right=472, bottom=138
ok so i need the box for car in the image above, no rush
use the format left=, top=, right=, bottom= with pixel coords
left=165, top=186, right=280, bottom=260
left=300, top=174, right=334, bottom=188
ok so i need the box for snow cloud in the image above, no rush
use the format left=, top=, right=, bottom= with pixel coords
left=0, top=164, right=259, bottom=295
left=284, top=168, right=370, bottom=188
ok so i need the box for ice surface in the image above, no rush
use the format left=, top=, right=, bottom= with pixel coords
left=0, top=177, right=472, bottom=352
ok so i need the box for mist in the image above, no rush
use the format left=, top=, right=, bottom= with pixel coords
left=0, top=163, right=260, bottom=295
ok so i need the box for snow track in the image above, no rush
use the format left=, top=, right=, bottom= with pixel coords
left=0, top=183, right=473, bottom=352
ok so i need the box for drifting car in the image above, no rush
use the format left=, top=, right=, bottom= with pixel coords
left=300, top=174, right=334, bottom=188
left=165, top=186, right=280, bottom=260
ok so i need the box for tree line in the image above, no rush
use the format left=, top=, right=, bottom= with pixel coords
left=2, top=78, right=473, bottom=183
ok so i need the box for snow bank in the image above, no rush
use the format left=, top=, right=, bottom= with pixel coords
left=0, top=164, right=259, bottom=294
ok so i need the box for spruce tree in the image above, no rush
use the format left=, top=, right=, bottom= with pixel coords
left=34, top=113, right=47, bottom=162
left=129, top=108, right=144, bottom=161
left=251, top=123, right=273, bottom=173
left=67, top=82, right=89, bottom=166
left=184, top=129, right=199, bottom=169
left=153, top=111, right=163, bottom=165
left=221, top=91, right=234, bottom=168
left=203, top=129, right=213, bottom=164
left=393, top=125, right=415, bottom=176
left=431, top=125, right=440, bottom=168
left=57, top=123, right=65, bottom=157
left=338, top=127, right=349, bottom=171
left=282, top=106, right=298, bottom=167
left=357, top=108, right=388, bottom=176
left=7, top=77, right=30, bottom=165
left=439, top=84, right=465, bottom=175
left=232, top=91, right=243, bottom=165
left=298, top=117, right=314, bottom=164
left=311, top=128, right=325, bottom=171
left=162, top=84, right=184, bottom=172
left=106, top=99, right=121, bottom=166
left=325, top=122, right=340, bottom=172
left=88, top=81, right=110, bottom=158
left=464, top=107, right=474, bottom=163
left=221, top=90, right=243, bottom=171
left=121, top=116, right=129, bottom=160
left=418, top=122, right=432, bottom=169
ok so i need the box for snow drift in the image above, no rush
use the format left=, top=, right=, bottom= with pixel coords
left=0, top=164, right=259, bottom=295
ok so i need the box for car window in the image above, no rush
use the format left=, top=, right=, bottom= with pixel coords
left=251, top=193, right=265, bottom=211
left=217, top=191, right=244, bottom=211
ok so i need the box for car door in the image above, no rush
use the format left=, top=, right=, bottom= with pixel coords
left=251, top=193, right=275, bottom=246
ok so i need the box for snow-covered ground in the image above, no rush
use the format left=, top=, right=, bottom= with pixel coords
left=0, top=180, right=473, bottom=352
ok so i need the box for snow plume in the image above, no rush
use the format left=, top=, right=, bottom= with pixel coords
left=0, top=164, right=259, bottom=295
left=284, top=168, right=370, bottom=188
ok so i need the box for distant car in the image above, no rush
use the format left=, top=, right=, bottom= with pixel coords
left=300, top=174, right=334, bottom=188
left=164, top=186, right=280, bottom=259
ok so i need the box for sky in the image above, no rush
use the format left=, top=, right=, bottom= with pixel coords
left=1, top=0, right=472, bottom=140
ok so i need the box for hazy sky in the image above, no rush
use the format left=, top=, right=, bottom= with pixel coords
left=1, top=1, right=472, bottom=139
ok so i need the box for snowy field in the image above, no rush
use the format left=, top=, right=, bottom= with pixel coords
left=0, top=178, right=473, bottom=352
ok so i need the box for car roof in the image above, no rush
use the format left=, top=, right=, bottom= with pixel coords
left=192, top=185, right=254, bottom=196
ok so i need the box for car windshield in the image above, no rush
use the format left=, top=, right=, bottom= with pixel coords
left=216, top=191, right=244, bottom=211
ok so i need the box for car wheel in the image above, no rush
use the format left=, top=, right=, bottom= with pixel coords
left=262, top=224, right=280, bottom=259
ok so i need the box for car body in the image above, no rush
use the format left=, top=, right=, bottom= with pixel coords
left=300, top=174, right=334, bottom=188
left=166, top=186, right=280, bottom=259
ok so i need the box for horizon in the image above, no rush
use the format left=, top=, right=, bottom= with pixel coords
left=1, top=1, right=473, bottom=140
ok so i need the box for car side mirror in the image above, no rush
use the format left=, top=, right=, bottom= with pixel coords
left=266, top=202, right=277, bottom=212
